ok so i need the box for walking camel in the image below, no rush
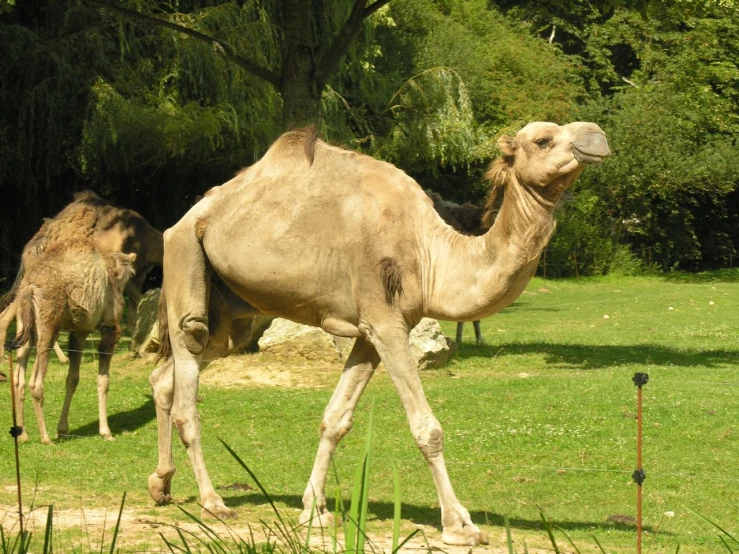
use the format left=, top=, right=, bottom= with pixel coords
left=11, top=239, right=137, bottom=444
left=0, top=191, right=163, bottom=368
left=150, top=122, right=609, bottom=546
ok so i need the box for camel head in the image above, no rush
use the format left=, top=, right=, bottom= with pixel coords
left=487, top=122, right=609, bottom=202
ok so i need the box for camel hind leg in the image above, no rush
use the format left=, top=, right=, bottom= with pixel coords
left=156, top=223, right=234, bottom=519
left=12, top=342, right=32, bottom=442
left=57, top=331, right=88, bottom=438
left=148, top=358, right=175, bottom=504
left=29, top=332, right=56, bottom=445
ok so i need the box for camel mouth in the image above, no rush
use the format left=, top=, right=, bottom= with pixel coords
left=572, top=132, right=610, bottom=165
left=573, top=149, right=608, bottom=165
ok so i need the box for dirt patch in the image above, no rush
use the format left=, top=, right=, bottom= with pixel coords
left=0, top=504, right=548, bottom=553
left=200, top=353, right=342, bottom=389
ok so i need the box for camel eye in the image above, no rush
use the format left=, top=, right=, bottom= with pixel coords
left=535, top=137, right=551, bottom=148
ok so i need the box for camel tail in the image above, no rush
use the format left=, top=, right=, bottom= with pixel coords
left=0, top=265, right=24, bottom=312
left=13, top=288, right=35, bottom=348
left=155, top=286, right=171, bottom=362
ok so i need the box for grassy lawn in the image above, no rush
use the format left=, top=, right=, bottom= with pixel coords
left=1, top=274, right=738, bottom=552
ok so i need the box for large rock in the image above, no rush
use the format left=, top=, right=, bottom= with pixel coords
left=410, top=317, right=454, bottom=370
left=258, top=318, right=353, bottom=362
left=131, top=288, right=161, bottom=358
left=258, top=317, right=453, bottom=369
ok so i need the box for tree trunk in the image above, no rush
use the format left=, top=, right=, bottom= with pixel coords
left=281, top=0, right=320, bottom=130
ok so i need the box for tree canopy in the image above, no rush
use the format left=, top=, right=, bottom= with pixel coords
left=0, top=0, right=737, bottom=282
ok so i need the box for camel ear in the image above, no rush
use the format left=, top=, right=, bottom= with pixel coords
left=497, top=135, right=518, bottom=157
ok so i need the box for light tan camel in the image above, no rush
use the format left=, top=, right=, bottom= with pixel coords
left=11, top=239, right=136, bottom=444
left=149, top=122, right=609, bottom=545
left=0, top=191, right=163, bottom=364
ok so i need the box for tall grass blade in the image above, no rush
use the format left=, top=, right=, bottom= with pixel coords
left=684, top=507, right=739, bottom=545
left=720, top=536, right=735, bottom=554
left=393, top=529, right=420, bottom=552
left=43, top=504, right=53, bottom=554
left=219, top=439, right=287, bottom=529
left=504, top=515, right=514, bottom=554
left=556, top=526, right=582, bottom=554
left=392, top=465, right=401, bottom=554
left=591, top=534, right=607, bottom=554
left=537, top=507, right=560, bottom=554
left=675, top=545, right=680, bottom=554
left=108, top=492, right=126, bottom=554
left=346, top=457, right=365, bottom=554
left=356, top=402, right=374, bottom=554
left=305, top=497, right=317, bottom=551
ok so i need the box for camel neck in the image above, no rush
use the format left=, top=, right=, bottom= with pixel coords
left=422, top=176, right=557, bottom=322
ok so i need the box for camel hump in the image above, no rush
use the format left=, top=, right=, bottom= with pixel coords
left=270, top=125, right=319, bottom=166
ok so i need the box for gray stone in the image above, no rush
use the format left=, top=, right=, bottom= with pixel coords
left=258, top=318, right=352, bottom=362
left=131, top=288, right=161, bottom=358
left=257, top=317, right=453, bottom=369
left=409, top=317, right=454, bottom=370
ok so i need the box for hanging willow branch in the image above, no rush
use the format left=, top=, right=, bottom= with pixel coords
left=87, top=0, right=282, bottom=89
left=315, top=0, right=392, bottom=91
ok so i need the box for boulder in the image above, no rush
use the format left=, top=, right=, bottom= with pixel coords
left=258, top=318, right=353, bottom=362
left=410, top=317, right=454, bottom=370
left=131, top=288, right=161, bottom=358
left=257, top=317, right=453, bottom=369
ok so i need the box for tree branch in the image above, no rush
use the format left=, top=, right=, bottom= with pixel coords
left=314, top=0, right=392, bottom=92
left=89, top=0, right=282, bottom=89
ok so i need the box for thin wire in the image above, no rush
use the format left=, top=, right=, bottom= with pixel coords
left=10, top=344, right=739, bottom=386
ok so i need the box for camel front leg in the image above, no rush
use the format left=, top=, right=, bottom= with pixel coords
left=363, top=320, right=489, bottom=546
left=148, top=358, right=175, bottom=504
left=97, top=325, right=119, bottom=440
left=13, top=342, right=31, bottom=442
left=57, top=332, right=87, bottom=438
left=473, top=320, right=483, bottom=344
left=300, top=336, right=380, bottom=527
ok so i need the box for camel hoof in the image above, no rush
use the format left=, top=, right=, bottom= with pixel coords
left=40, top=436, right=52, bottom=446
left=148, top=473, right=173, bottom=505
left=101, top=434, right=115, bottom=441
left=201, top=504, right=237, bottom=520
left=442, top=526, right=489, bottom=546
left=299, top=508, right=335, bottom=529
left=18, top=432, right=29, bottom=443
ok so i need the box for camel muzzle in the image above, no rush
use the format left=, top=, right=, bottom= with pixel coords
left=573, top=131, right=610, bottom=165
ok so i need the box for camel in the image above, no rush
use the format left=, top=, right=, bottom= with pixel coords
left=149, top=122, right=609, bottom=545
left=10, top=238, right=137, bottom=444
left=0, top=191, right=163, bottom=364
left=425, top=190, right=486, bottom=344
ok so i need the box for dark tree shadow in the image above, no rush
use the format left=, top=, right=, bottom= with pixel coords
left=221, top=492, right=655, bottom=535
left=69, top=395, right=155, bottom=437
left=453, top=342, right=737, bottom=369
left=661, top=269, right=739, bottom=284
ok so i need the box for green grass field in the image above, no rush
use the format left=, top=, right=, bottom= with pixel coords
left=1, top=274, right=738, bottom=552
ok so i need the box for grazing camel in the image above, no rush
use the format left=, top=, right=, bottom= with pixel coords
left=11, top=239, right=136, bottom=444
left=150, top=122, right=609, bottom=545
left=0, top=191, right=163, bottom=363
left=425, top=190, right=486, bottom=344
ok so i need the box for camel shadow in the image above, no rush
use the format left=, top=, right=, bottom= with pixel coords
left=222, top=492, right=653, bottom=534
left=454, top=342, right=737, bottom=369
left=68, top=395, right=155, bottom=437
